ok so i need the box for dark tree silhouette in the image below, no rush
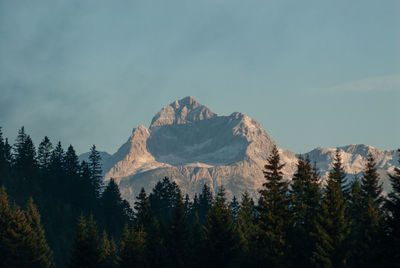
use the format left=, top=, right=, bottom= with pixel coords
left=386, top=149, right=400, bottom=264
left=256, top=145, right=289, bottom=267
left=204, top=186, right=239, bottom=267
left=313, top=149, right=349, bottom=267
left=119, top=225, right=147, bottom=268
left=289, top=155, right=321, bottom=267
left=88, top=145, right=103, bottom=199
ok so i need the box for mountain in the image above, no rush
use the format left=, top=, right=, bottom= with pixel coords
left=305, top=144, right=398, bottom=193
left=80, top=97, right=399, bottom=204
left=100, top=96, right=281, bottom=204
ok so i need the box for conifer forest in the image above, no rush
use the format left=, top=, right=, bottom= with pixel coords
left=1, top=126, right=400, bottom=268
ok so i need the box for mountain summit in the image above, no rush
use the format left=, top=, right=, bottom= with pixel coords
left=150, top=96, right=216, bottom=128
left=82, top=97, right=399, bottom=204
left=99, top=96, right=284, bottom=203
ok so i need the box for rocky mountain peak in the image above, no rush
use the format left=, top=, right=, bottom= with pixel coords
left=228, top=112, right=266, bottom=140
left=82, top=97, right=399, bottom=205
left=340, top=144, right=374, bottom=155
left=150, top=96, right=217, bottom=129
left=174, top=96, right=198, bottom=108
left=131, top=125, right=149, bottom=137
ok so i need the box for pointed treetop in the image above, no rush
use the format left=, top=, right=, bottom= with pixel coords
left=328, top=148, right=349, bottom=194
left=361, top=153, right=383, bottom=203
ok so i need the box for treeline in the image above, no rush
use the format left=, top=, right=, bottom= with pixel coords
left=0, top=127, right=132, bottom=267
left=1, top=127, right=400, bottom=267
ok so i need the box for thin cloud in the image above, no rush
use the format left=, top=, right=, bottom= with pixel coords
left=318, top=74, right=400, bottom=92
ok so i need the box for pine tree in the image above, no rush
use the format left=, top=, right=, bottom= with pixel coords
left=348, top=177, right=363, bottom=219
left=0, top=128, right=10, bottom=187
left=69, top=214, right=88, bottom=267
left=184, top=194, right=191, bottom=216
left=149, top=177, right=180, bottom=226
left=47, top=141, right=65, bottom=201
left=87, top=215, right=101, bottom=265
left=136, top=186, right=166, bottom=267
left=119, top=225, right=147, bottom=268
left=100, top=179, right=130, bottom=237
left=134, top=187, right=152, bottom=230
left=355, top=153, right=383, bottom=266
left=37, top=136, right=53, bottom=172
left=361, top=153, right=383, bottom=204
left=37, top=136, right=54, bottom=205
left=4, top=138, right=12, bottom=165
left=188, top=193, right=200, bottom=226
left=189, top=212, right=204, bottom=268
left=197, top=183, right=213, bottom=226
left=50, top=142, right=64, bottom=172
left=192, top=193, right=199, bottom=210
left=347, top=178, right=364, bottom=266
left=204, top=186, right=239, bottom=267
left=99, top=230, right=111, bottom=266
left=229, top=196, right=240, bottom=223
left=167, top=189, right=189, bottom=267
left=1, top=190, right=54, bottom=267
left=25, top=197, right=53, bottom=268
left=236, top=191, right=257, bottom=265
left=64, top=145, right=80, bottom=177
left=146, top=219, right=167, bottom=267
left=68, top=214, right=100, bottom=268
left=99, top=230, right=118, bottom=268
left=256, top=145, right=289, bottom=267
left=13, top=127, right=36, bottom=169
left=289, top=155, right=322, bottom=267
left=0, top=186, right=12, bottom=267
left=0, top=194, right=52, bottom=267
left=88, top=145, right=103, bottom=198
left=12, top=127, right=39, bottom=201
left=0, top=127, right=5, bottom=167
left=3, top=138, right=12, bottom=174
left=386, top=149, right=400, bottom=265
left=330, top=148, right=350, bottom=196
left=64, top=145, right=81, bottom=205
left=78, top=160, right=98, bottom=212
left=6, top=202, right=34, bottom=267
left=121, top=199, right=134, bottom=224
left=312, top=150, right=349, bottom=268
left=109, top=237, right=118, bottom=266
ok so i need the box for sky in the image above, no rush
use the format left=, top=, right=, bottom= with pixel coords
left=0, top=0, right=399, bottom=155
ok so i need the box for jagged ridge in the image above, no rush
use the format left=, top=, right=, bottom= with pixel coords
left=79, top=97, right=399, bottom=204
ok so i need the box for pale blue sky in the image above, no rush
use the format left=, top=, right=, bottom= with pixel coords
left=0, top=0, right=399, bottom=154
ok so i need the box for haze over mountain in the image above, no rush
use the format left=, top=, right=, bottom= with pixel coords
left=79, top=96, right=399, bottom=204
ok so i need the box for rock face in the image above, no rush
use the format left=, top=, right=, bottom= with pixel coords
left=150, top=96, right=217, bottom=128
left=88, top=97, right=399, bottom=205
left=101, top=96, right=282, bottom=204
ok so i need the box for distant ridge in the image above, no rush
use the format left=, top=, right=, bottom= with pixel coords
left=79, top=97, right=399, bottom=204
